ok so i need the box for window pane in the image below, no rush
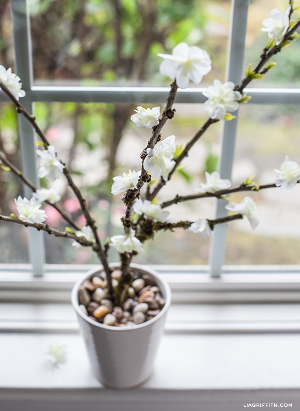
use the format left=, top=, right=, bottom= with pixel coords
left=244, top=0, right=300, bottom=88
left=29, top=0, right=229, bottom=87
left=33, top=102, right=221, bottom=265
left=0, top=103, right=29, bottom=263
left=225, top=104, right=300, bottom=265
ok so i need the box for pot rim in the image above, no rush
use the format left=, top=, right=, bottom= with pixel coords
left=71, top=262, right=171, bottom=331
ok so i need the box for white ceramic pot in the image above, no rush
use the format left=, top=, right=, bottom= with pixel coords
left=71, top=263, right=171, bottom=389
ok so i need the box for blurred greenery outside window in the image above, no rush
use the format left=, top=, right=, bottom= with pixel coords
left=0, top=0, right=300, bottom=266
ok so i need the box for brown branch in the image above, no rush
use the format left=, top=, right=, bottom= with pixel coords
left=160, top=182, right=278, bottom=209
left=0, top=152, right=81, bottom=231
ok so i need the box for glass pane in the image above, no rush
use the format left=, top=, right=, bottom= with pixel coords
left=0, top=103, right=29, bottom=263
left=32, top=101, right=221, bottom=264
left=225, top=104, right=300, bottom=265
left=29, top=0, right=229, bottom=87
left=0, top=1, right=15, bottom=70
left=244, top=0, right=300, bottom=88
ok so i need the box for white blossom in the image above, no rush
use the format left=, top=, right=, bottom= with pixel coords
left=225, top=196, right=259, bottom=230
left=72, top=226, right=94, bottom=249
left=203, top=80, right=242, bottom=120
left=33, top=187, right=61, bottom=204
left=110, top=229, right=143, bottom=254
left=274, top=156, right=300, bottom=190
left=131, top=106, right=160, bottom=129
left=144, top=135, right=176, bottom=180
left=46, top=342, right=66, bottom=365
left=194, top=171, right=231, bottom=194
left=36, top=145, right=65, bottom=182
left=158, top=42, right=212, bottom=89
left=111, top=170, right=141, bottom=196
left=15, top=196, right=47, bottom=224
left=133, top=199, right=169, bottom=222
left=161, top=159, right=176, bottom=182
left=188, top=218, right=211, bottom=238
left=0, top=65, right=26, bottom=100
left=261, top=6, right=290, bottom=45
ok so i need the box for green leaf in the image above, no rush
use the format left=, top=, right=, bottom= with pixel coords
left=174, top=144, right=183, bottom=159
left=176, top=164, right=188, bottom=171
left=130, top=213, right=139, bottom=223
left=245, top=175, right=256, bottom=186
left=0, top=165, right=10, bottom=172
left=177, top=168, right=192, bottom=184
left=291, top=33, right=300, bottom=41
left=220, top=195, right=231, bottom=201
left=251, top=184, right=260, bottom=191
left=36, top=141, right=46, bottom=146
left=244, top=64, right=264, bottom=79
left=265, top=61, right=276, bottom=70
left=289, top=20, right=295, bottom=28
left=148, top=178, right=158, bottom=186
left=65, top=227, right=74, bottom=234
left=152, top=197, right=157, bottom=205
left=280, top=41, right=292, bottom=49
left=266, top=38, right=275, bottom=49
left=224, top=113, right=236, bottom=121
left=239, top=93, right=252, bottom=104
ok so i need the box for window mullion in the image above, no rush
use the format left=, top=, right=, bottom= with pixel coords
left=209, top=0, right=250, bottom=278
left=11, top=0, right=45, bottom=276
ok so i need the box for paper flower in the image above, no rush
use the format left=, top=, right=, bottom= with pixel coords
left=158, top=42, right=212, bottom=88
left=33, top=188, right=61, bottom=204
left=15, top=196, right=47, bottom=224
left=36, top=145, right=65, bottom=182
left=0, top=66, right=26, bottom=100
left=194, top=171, right=231, bottom=194
left=274, top=156, right=300, bottom=190
left=111, top=170, right=141, bottom=196
left=188, top=218, right=211, bottom=238
left=261, top=6, right=290, bottom=45
left=203, top=80, right=242, bottom=120
left=110, top=229, right=143, bottom=254
left=46, top=342, right=66, bottom=365
left=131, top=106, right=160, bottom=129
left=72, top=226, right=94, bottom=249
left=144, top=135, right=176, bottom=180
left=226, top=196, right=259, bottom=230
left=133, top=199, right=169, bottom=222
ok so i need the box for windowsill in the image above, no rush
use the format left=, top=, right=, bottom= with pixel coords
left=1, top=265, right=300, bottom=410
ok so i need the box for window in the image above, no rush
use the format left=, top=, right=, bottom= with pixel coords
left=0, top=0, right=299, bottom=277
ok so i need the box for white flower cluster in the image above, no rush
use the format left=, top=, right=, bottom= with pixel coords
left=131, top=106, right=160, bottom=129
left=194, top=171, right=231, bottom=194
left=275, top=156, right=300, bottom=190
left=0, top=66, right=25, bottom=100
left=33, top=188, right=61, bottom=204
left=37, top=145, right=65, bottom=182
left=133, top=199, right=169, bottom=222
left=15, top=196, right=47, bottom=224
left=111, top=170, right=141, bottom=196
left=226, top=197, right=259, bottom=230
left=110, top=229, right=143, bottom=254
left=188, top=218, right=211, bottom=238
left=144, top=135, right=176, bottom=180
left=72, top=226, right=94, bottom=249
left=261, top=6, right=290, bottom=45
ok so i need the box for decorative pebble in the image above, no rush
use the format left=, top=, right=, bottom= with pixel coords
left=89, top=316, right=97, bottom=321
left=120, top=318, right=128, bottom=324
left=127, top=321, right=136, bottom=327
left=144, top=297, right=159, bottom=310
left=82, top=280, right=95, bottom=292
left=138, top=285, right=151, bottom=295
left=123, top=311, right=130, bottom=320
left=101, top=299, right=114, bottom=313
left=112, top=306, right=123, bottom=321
left=150, top=286, right=159, bottom=293
left=112, top=278, right=119, bottom=288
left=78, top=286, right=91, bottom=306
left=123, top=299, right=134, bottom=312
left=103, top=314, right=117, bottom=326
left=128, top=287, right=135, bottom=298
left=92, top=288, right=105, bottom=302
left=92, top=277, right=106, bottom=289
left=147, top=309, right=160, bottom=316
left=79, top=304, right=88, bottom=315
left=132, top=278, right=145, bottom=293
left=93, top=305, right=109, bottom=319
left=111, top=270, right=122, bottom=280
left=142, top=274, right=156, bottom=286
left=138, top=290, right=155, bottom=303
left=147, top=316, right=154, bottom=321
left=133, top=311, right=146, bottom=324
left=87, top=301, right=100, bottom=314
left=155, top=295, right=166, bottom=306
left=133, top=303, right=149, bottom=315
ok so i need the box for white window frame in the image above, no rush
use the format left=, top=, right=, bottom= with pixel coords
left=0, top=0, right=300, bottom=279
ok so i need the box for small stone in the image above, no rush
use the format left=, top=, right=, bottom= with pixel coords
left=103, top=314, right=117, bottom=326
left=150, top=286, right=159, bottom=293
left=144, top=297, right=159, bottom=310
left=92, top=277, right=106, bottom=289
left=138, top=290, right=155, bottom=303
left=128, top=287, right=135, bottom=298
left=155, top=295, right=166, bottom=307
left=147, top=309, right=160, bottom=316
left=132, top=278, right=145, bottom=293
left=92, top=288, right=105, bottom=302
left=112, top=278, right=119, bottom=288
left=120, top=318, right=128, bottom=324
left=138, top=285, right=151, bottom=295
left=123, top=311, right=130, bottom=320
left=133, top=311, right=146, bottom=324
left=112, top=306, right=123, bottom=321
left=133, top=303, right=149, bottom=315
left=78, top=286, right=91, bottom=306
left=115, top=323, right=126, bottom=328
left=101, top=299, right=114, bottom=313
left=127, top=321, right=136, bottom=327
left=111, top=270, right=122, bottom=280
left=82, top=280, right=96, bottom=292
left=93, top=305, right=109, bottom=319
left=87, top=301, right=100, bottom=314
left=142, top=274, right=156, bottom=286
left=123, top=299, right=134, bottom=312
left=147, top=316, right=154, bottom=321
left=79, top=304, right=88, bottom=315
left=89, top=316, right=97, bottom=322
